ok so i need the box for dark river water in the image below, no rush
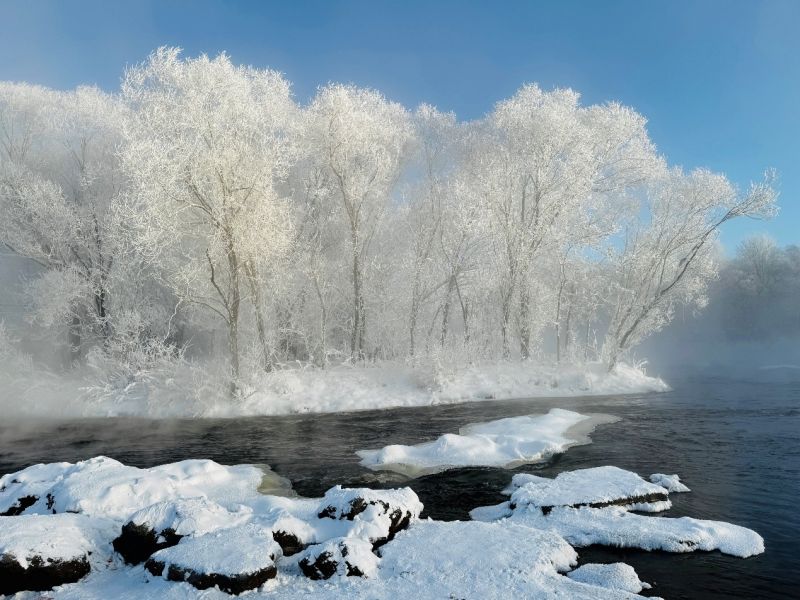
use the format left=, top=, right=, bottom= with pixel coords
left=1, top=375, right=798, bottom=599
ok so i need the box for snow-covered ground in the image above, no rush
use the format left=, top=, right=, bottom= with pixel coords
left=0, top=359, right=668, bottom=419
left=357, top=408, right=618, bottom=476
left=0, top=456, right=762, bottom=598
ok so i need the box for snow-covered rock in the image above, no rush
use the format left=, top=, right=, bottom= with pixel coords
left=0, top=513, right=115, bottom=594
left=113, top=497, right=252, bottom=564
left=298, top=537, right=379, bottom=579
left=145, top=523, right=281, bottom=594
left=317, top=485, right=422, bottom=548
left=472, top=466, right=764, bottom=558
left=567, top=562, right=651, bottom=593
left=357, top=408, right=616, bottom=476
left=649, top=473, right=691, bottom=492
left=367, top=520, right=644, bottom=599
left=264, top=512, right=316, bottom=556
left=0, top=457, right=762, bottom=598
left=506, top=466, right=672, bottom=513
left=0, top=456, right=265, bottom=520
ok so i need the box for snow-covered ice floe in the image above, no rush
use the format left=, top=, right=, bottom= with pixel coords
left=471, top=465, right=764, bottom=559
left=357, top=408, right=618, bottom=476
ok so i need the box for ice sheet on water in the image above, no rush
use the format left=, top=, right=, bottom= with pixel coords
left=356, top=408, right=617, bottom=476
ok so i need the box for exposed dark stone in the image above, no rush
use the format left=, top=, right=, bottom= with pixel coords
left=317, top=496, right=414, bottom=549
left=46, top=493, right=56, bottom=512
left=272, top=529, right=306, bottom=556
left=145, top=558, right=277, bottom=595
left=299, top=539, right=375, bottom=580
left=299, top=549, right=338, bottom=580
left=112, top=522, right=182, bottom=565
left=0, top=495, right=38, bottom=516
left=0, top=553, right=90, bottom=595
left=536, top=491, right=670, bottom=515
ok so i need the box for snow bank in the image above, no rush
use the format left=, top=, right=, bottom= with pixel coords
left=433, top=360, right=669, bottom=403
left=471, top=466, right=764, bottom=559
left=357, top=409, right=617, bottom=476
left=1, top=360, right=668, bottom=418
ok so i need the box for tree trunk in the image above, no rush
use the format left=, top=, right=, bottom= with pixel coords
left=500, top=290, right=513, bottom=358
left=440, top=275, right=456, bottom=348
left=350, top=247, right=365, bottom=360
left=519, top=285, right=532, bottom=360
left=68, top=315, right=82, bottom=366
left=226, top=241, right=241, bottom=397
left=409, top=271, right=421, bottom=358
left=244, top=261, right=272, bottom=372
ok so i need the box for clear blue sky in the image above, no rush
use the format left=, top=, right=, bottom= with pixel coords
left=1, top=0, right=798, bottom=251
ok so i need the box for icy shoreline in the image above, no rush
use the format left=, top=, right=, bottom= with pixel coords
left=0, top=457, right=762, bottom=598
left=2, top=360, right=669, bottom=419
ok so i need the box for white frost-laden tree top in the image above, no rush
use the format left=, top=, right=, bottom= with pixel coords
left=0, top=47, right=778, bottom=405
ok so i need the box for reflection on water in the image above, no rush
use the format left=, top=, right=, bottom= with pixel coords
left=1, top=375, right=797, bottom=599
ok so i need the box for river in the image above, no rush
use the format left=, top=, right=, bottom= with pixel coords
left=1, top=374, right=797, bottom=599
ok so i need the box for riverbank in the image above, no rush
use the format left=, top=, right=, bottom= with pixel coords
left=1, top=359, right=667, bottom=418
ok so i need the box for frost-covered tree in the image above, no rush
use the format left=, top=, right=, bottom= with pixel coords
left=120, top=48, right=299, bottom=393
left=402, top=104, right=460, bottom=357
left=603, top=168, right=778, bottom=368
left=474, top=85, right=659, bottom=358
left=0, top=83, right=125, bottom=357
left=305, top=84, right=413, bottom=359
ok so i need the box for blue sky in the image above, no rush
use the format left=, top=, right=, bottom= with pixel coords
left=1, top=0, right=797, bottom=251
